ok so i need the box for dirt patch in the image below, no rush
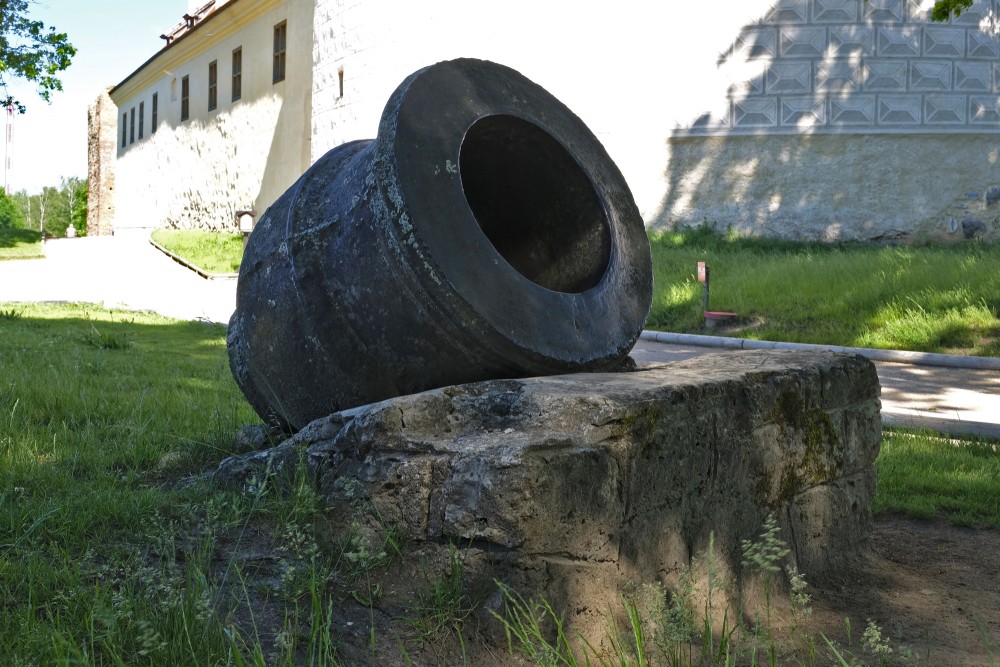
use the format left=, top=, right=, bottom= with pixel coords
left=232, top=515, right=999, bottom=666
left=801, top=514, right=1000, bottom=666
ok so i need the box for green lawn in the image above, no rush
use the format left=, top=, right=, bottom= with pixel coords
left=0, top=228, right=44, bottom=260
left=151, top=229, right=244, bottom=274
left=648, top=228, right=1000, bottom=356
left=0, top=304, right=259, bottom=663
left=876, top=430, right=1000, bottom=528
left=0, top=303, right=996, bottom=664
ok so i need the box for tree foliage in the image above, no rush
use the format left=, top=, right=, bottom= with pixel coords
left=930, top=0, right=975, bottom=22
left=0, top=0, right=76, bottom=114
left=0, top=188, right=25, bottom=228
left=10, top=176, right=87, bottom=236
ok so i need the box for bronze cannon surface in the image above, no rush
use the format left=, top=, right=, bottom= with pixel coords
left=227, top=58, right=652, bottom=431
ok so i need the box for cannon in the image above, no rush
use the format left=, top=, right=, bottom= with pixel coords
left=227, top=58, right=652, bottom=431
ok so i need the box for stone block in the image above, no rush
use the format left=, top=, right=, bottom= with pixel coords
left=831, top=95, right=876, bottom=125
left=910, top=60, right=953, bottom=91
left=877, top=27, right=922, bottom=57
left=955, top=61, right=991, bottom=91
left=923, top=27, right=966, bottom=57
left=866, top=0, right=906, bottom=23
left=864, top=60, right=908, bottom=91
left=878, top=94, right=922, bottom=124
left=215, top=349, right=881, bottom=637
left=829, top=26, right=876, bottom=57
left=925, top=94, right=967, bottom=123
left=766, top=61, right=812, bottom=93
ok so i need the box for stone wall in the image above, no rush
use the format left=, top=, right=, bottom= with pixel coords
left=665, top=133, right=1000, bottom=242
left=309, top=1, right=771, bottom=224
left=112, top=95, right=283, bottom=231
left=86, top=91, right=117, bottom=237
left=662, top=0, right=1000, bottom=242
left=216, top=349, right=882, bottom=644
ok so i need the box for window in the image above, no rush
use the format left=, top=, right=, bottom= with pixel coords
left=152, top=93, right=158, bottom=133
left=138, top=101, right=145, bottom=139
left=273, top=21, right=286, bottom=83
left=181, top=75, right=190, bottom=121
left=129, top=107, right=135, bottom=144
left=208, top=60, right=218, bottom=111
left=232, top=47, right=242, bottom=101
left=121, top=113, right=127, bottom=148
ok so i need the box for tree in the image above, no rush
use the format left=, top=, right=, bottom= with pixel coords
left=930, top=0, right=974, bottom=21
left=0, top=0, right=76, bottom=114
left=0, top=188, right=25, bottom=228
left=65, top=175, right=86, bottom=235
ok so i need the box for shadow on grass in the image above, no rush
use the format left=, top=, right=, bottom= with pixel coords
left=0, top=228, right=43, bottom=259
left=646, top=229, right=1000, bottom=356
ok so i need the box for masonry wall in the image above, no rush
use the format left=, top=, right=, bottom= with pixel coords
left=311, top=0, right=1000, bottom=243
left=86, top=90, right=116, bottom=237
left=665, top=0, right=1000, bottom=243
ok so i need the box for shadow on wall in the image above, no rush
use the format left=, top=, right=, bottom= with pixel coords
left=654, top=0, right=1000, bottom=243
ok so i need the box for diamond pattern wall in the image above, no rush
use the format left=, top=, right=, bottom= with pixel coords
left=683, top=0, right=1000, bottom=135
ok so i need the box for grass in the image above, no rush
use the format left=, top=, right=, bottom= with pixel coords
left=151, top=228, right=244, bottom=274
left=1, top=302, right=998, bottom=664
left=647, top=227, right=1000, bottom=357
left=875, top=430, right=1000, bottom=529
left=492, top=515, right=935, bottom=667
left=0, top=228, right=44, bottom=260
left=0, top=303, right=259, bottom=663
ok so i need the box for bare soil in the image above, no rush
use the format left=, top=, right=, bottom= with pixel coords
left=285, top=515, right=1000, bottom=666
left=800, top=514, right=1000, bottom=666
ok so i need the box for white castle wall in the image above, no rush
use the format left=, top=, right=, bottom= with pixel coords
left=310, top=0, right=774, bottom=223
left=312, top=0, right=1000, bottom=242
left=666, top=0, right=1000, bottom=242
left=111, top=0, right=313, bottom=231
left=110, top=95, right=283, bottom=231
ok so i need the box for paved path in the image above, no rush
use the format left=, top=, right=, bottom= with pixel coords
left=2, top=232, right=997, bottom=439
left=0, top=232, right=235, bottom=324
left=632, top=339, right=1000, bottom=440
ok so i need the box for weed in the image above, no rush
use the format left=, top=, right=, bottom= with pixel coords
left=861, top=619, right=893, bottom=665
left=406, top=544, right=481, bottom=642
left=491, top=580, right=583, bottom=666
left=80, top=321, right=132, bottom=350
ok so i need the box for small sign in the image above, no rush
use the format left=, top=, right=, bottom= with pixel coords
left=697, top=262, right=708, bottom=283
left=238, top=213, right=255, bottom=233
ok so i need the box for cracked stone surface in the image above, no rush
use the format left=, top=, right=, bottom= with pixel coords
left=215, top=348, right=881, bottom=628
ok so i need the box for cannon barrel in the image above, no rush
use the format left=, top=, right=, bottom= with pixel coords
left=227, top=58, right=652, bottom=431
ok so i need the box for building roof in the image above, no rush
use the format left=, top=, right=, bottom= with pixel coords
left=110, top=0, right=243, bottom=95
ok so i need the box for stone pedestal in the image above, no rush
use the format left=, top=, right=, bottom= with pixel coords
left=216, top=349, right=880, bottom=640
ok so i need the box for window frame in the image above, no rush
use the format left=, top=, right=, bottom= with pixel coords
left=208, top=60, right=218, bottom=111
left=181, top=75, right=190, bottom=121
left=138, top=101, right=145, bottom=139
left=273, top=21, right=287, bottom=84
left=152, top=93, right=158, bottom=133
left=232, top=47, right=242, bottom=101
left=129, top=107, right=135, bottom=144
left=121, top=113, right=127, bottom=148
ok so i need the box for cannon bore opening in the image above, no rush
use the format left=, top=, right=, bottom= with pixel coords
left=459, top=114, right=612, bottom=294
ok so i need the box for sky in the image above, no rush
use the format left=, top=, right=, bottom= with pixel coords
left=4, top=1, right=187, bottom=194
